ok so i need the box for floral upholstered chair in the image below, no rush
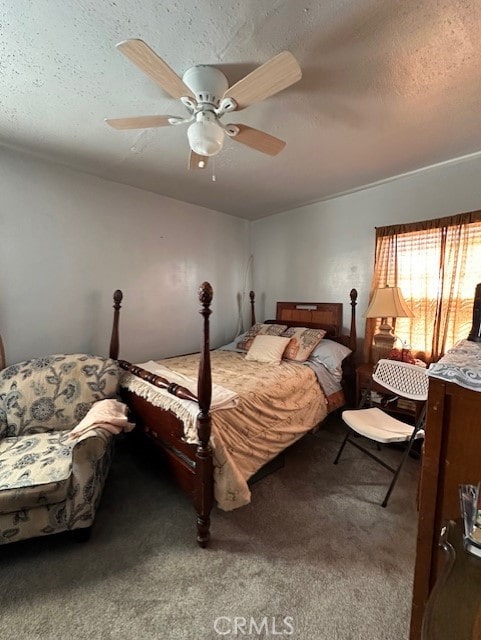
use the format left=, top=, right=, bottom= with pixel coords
left=0, top=353, right=120, bottom=545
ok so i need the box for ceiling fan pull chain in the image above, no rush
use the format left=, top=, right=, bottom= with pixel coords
left=212, top=156, right=216, bottom=182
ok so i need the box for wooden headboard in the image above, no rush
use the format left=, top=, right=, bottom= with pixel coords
left=263, top=289, right=358, bottom=352
left=276, top=301, right=343, bottom=336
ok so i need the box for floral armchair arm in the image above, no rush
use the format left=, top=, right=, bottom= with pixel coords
left=66, top=429, right=114, bottom=531
left=73, top=426, right=112, bottom=448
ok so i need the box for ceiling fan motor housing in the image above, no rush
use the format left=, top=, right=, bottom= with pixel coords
left=182, top=65, right=229, bottom=107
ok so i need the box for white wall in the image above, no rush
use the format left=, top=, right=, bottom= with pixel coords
left=3, top=147, right=481, bottom=366
left=251, top=155, right=481, bottom=349
left=0, top=147, right=250, bottom=365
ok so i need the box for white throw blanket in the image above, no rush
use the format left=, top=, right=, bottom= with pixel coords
left=68, top=398, right=135, bottom=440
left=120, top=360, right=239, bottom=443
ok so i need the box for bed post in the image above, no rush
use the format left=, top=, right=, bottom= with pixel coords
left=250, top=290, right=256, bottom=327
left=349, top=289, right=358, bottom=353
left=195, top=282, right=214, bottom=548
left=109, top=290, right=123, bottom=360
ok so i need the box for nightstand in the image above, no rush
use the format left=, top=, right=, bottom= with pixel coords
left=356, top=363, right=423, bottom=423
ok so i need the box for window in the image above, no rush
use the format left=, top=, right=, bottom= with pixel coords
left=365, top=211, right=481, bottom=362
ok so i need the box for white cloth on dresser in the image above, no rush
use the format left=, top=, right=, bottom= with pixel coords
left=428, top=339, right=481, bottom=392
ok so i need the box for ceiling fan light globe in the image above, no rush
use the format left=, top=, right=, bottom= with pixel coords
left=187, top=121, right=224, bottom=157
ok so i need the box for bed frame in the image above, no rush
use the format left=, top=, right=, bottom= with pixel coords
left=109, top=284, right=358, bottom=547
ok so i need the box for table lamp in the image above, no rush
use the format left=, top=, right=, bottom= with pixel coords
left=364, top=285, right=414, bottom=362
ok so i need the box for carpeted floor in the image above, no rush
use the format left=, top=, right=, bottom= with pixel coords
left=0, top=415, right=419, bottom=640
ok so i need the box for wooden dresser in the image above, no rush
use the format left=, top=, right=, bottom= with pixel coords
left=410, top=341, right=481, bottom=639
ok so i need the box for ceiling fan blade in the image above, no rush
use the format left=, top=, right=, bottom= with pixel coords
left=105, top=115, right=177, bottom=130
left=116, top=39, right=194, bottom=100
left=189, top=151, right=209, bottom=170
left=230, top=125, right=286, bottom=156
left=223, top=51, right=301, bottom=110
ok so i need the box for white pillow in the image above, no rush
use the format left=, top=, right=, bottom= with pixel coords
left=308, top=339, right=352, bottom=380
left=236, top=323, right=288, bottom=351
left=245, top=335, right=291, bottom=364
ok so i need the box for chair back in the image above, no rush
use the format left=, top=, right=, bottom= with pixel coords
left=0, top=354, right=119, bottom=437
left=372, top=359, right=429, bottom=401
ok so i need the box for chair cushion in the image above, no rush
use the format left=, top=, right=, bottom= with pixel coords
left=0, top=432, right=74, bottom=514
left=0, top=354, right=119, bottom=437
left=342, top=407, right=425, bottom=443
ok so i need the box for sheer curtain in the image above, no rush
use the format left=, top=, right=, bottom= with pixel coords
left=364, top=211, right=481, bottom=363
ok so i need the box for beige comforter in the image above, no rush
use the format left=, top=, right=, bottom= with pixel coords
left=121, top=351, right=328, bottom=510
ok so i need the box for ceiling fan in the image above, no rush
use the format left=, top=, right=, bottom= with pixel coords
left=105, top=39, right=302, bottom=170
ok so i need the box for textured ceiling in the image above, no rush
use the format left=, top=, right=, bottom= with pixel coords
left=1, top=0, right=481, bottom=220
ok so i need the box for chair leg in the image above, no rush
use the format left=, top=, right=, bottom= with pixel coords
left=71, top=526, right=92, bottom=543
left=334, top=430, right=351, bottom=465
left=381, top=438, right=417, bottom=507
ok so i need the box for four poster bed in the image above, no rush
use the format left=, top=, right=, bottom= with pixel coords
left=109, top=285, right=358, bottom=547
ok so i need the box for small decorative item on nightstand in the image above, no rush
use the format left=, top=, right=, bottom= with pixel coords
left=387, top=345, right=427, bottom=369
left=387, top=346, right=416, bottom=364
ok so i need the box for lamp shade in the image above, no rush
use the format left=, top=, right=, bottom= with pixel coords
left=364, top=286, right=414, bottom=319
